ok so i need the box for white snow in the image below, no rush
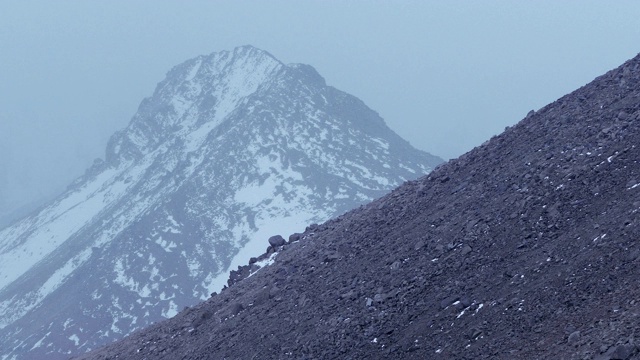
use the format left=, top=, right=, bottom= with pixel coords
left=110, top=321, right=120, bottom=334
left=167, top=215, right=179, bottom=227
left=155, top=236, right=178, bottom=252
left=37, top=248, right=92, bottom=301
left=253, top=251, right=278, bottom=269
left=344, top=160, right=390, bottom=188
left=185, top=58, right=202, bottom=81
left=206, top=204, right=325, bottom=294
left=162, top=215, right=182, bottom=234
left=204, top=151, right=330, bottom=293
left=0, top=168, right=115, bottom=291
left=186, top=258, right=201, bottom=278
left=0, top=248, right=93, bottom=328
left=69, top=334, right=80, bottom=346
left=400, top=163, right=418, bottom=174
left=113, top=258, right=152, bottom=299
left=370, top=137, right=390, bottom=150
left=593, top=234, right=607, bottom=242
left=29, top=332, right=51, bottom=350
left=138, top=285, right=151, bottom=298
left=0, top=156, right=154, bottom=296
left=162, top=300, right=179, bottom=318
left=179, top=50, right=283, bottom=151
left=183, top=121, right=220, bottom=153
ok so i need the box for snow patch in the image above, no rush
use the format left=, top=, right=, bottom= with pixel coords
left=30, top=332, right=51, bottom=350
left=370, top=137, right=390, bottom=150
left=254, top=251, right=278, bottom=269
left=475, top=303, right=484, bottom=314
left=186, top=59, right=202, bottom=81
left=38, top=248, right=92, bottom=300
left=69, top=334, right=80, bottom=346
left=163, top=301, right=179, bottom=318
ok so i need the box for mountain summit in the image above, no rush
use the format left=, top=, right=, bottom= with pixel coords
left=0, top=46, right=442, bottom=359
left=76, top=53, right=640, bottom=360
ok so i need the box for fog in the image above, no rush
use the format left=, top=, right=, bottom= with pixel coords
left=1, top=1, right=639, bottom=224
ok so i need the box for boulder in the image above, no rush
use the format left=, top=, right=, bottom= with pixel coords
left=268, top=235, right=286, bottom=247
left=289, top=233, right=303, bottom=242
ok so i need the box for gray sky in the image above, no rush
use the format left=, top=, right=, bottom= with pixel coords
left=1, top=1, right=640, bottom=219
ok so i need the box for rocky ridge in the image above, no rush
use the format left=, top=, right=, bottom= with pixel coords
left=76, top=52, right=640, bottom=359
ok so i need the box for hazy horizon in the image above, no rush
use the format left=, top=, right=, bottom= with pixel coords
left=1, top=1, right=640, bottom=222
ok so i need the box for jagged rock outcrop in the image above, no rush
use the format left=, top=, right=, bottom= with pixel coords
left=76, top=53, right=640, bottom=359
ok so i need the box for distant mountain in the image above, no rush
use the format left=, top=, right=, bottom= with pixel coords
left=75, top=53, right=640, bottom=360
left=0, top=45, right=442, bottom=359
left=0, top=194, right=58, bottom=231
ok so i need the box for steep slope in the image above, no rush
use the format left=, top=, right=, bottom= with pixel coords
left=77, top=53, right=640, bottom=360
left=0, top=46, right=442, bottom=360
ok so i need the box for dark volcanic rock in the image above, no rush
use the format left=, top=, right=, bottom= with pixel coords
left=288, top=232, right=303, bottom=242
left=76, top=55, right=640, bottom=359
left=268, top=235, right=286, bottom=247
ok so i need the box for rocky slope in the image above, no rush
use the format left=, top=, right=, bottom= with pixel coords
left=76, top=53, right=640, bottom=360
left=0, top=46, right=441, bottom=360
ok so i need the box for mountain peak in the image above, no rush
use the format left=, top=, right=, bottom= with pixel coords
left=106, top=46, right=284, bottom=163
left=286, top=63, right=327, bottom=87
left=0, top=46, right=441, bottom=359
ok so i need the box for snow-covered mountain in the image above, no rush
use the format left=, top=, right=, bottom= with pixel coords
left=0, top=45, right=442, bottom=359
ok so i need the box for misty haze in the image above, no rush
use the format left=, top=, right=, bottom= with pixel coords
left=1, top=2, right=640, bottom=359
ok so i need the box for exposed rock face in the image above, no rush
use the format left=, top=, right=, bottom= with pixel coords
left=74, top=53, right=640, bottom=360
left=0, top=46, right=441, bottom=359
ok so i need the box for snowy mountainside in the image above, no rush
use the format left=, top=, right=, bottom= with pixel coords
left=0, top=45, right=442, bottom=360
